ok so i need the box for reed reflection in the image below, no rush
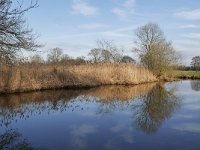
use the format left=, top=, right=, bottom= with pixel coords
left=0, top=90, right=84, bottom=127
left=0, top=82, right=181, bottom=135
left=88, top=84, right=156, bottom=115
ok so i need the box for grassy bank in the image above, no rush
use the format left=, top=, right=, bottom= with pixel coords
left=166, top=70, right=200, bottom=79
left=0, top=63, right=157, bottom=93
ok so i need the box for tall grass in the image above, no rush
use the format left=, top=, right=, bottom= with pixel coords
left=0, top=63, right=157, bottom=93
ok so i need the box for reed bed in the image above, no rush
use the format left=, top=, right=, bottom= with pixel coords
left=0, top=63, right=157, bottom=93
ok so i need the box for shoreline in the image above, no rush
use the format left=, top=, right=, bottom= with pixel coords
left=1, top=64, right=199, bottom=94
left=0, top=63, right=157, bottom=94
left=0, top=80, right=159, bottom=94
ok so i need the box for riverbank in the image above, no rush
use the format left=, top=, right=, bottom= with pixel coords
left=0, top=63, right=157, bottom=93
left=165, top=70, right=200, bottom=80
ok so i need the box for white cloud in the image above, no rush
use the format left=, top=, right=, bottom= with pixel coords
left=112, top=8, right=127, bottom=18
left=175, top=40, right=200, bottom=47
left=72, top=0, right=99, bottom=16
left=71, top=124, right=98, bottom=149
left=178, top=24, right=200, bottom=29
left=175, top=9, right=200, bottom=20
left=110, top=123, right=134, bottom=144
left=112, top=0, right=136, bottom=18
left=101, top=31, right=130, bottom=37
left=183, top=33, right=200, bottom=39
left=78, top=23, right=109, bottom=29
left=123, top=0, right=135, bottom=10
left=172, top=123, right=200, bottom=133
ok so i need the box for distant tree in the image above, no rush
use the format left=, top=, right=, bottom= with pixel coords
left=88, top=48, right=101, bottom=63
left=75, top=56, right=86, bottom=64
left=0, top=0, right=40, bottom=65
left=191, top=56, right=200, bottom=71
left=60, top=54, right=70, bottom=62
left=30, top=54, right=44, bottom=64
left=47, top=48, right=63, bottom=63
left=93, top=39, right=123, bottom=63
left=101, top=49, right=113, bottom=62
left=121, top=56, right=136, bottom=64
left=134, top=23, right=181, bottom=76
left=62, top=54, right=70, bottom=60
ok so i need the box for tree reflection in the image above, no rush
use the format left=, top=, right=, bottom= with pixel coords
left=0, top=129, right=44, bottom=150
left=133, top=84, right=181, bottom=134
left=0, top=84, right=156, bottom=126
left=190, top=80, right=200, bottom=91
left=0, top=83, right=181, bottom=135
left=89, top=84, right=156, bottom=115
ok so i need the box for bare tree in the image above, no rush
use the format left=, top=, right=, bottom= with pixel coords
left=93, top=39, right=123, bottom=63
left=0, top=0, right=40, bottom=65
left=47, top=47, right=63, bottom=63
left=88, top=48, right=101, bottom=63
left=191, top=56, right=200, bottom=71
left=134, top=23, right=181, bottom=76
left=30, top=54, right=44, bottom=64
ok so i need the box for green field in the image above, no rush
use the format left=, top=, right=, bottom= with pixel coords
left=166, top=71, right=200, bottom=79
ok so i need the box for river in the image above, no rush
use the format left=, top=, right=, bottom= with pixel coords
left=0, top=80, right=199, bottom=150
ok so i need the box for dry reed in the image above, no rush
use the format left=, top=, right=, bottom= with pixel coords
left=0, top=63, right=157, bottom=93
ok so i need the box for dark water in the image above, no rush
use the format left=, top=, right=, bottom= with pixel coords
left=0, top=80, right=200, bottom=150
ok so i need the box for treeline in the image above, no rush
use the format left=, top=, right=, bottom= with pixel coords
left=177, top=56, right=200, bottom=71
left=15, top=40, right=136, bottom=66
left=177, top=66, right=200, bottom=71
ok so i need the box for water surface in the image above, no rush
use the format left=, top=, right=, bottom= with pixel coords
left=0, top=81, right=199, bottom=150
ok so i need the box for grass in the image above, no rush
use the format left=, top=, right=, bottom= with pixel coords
left=166, top=70, right=200, bottom=79
left=0, top=63, right=157, bottom=93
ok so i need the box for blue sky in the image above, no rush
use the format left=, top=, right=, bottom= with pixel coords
left=24, top=0, right=200, bottom=64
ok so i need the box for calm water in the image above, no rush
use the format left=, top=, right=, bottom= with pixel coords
left=0, top=80, right=200, bottom=150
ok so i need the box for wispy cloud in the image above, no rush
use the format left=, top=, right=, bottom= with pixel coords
left=110, top=123, right=134, bottom=144
left=123, top=0, right=135, bottom=11
left=72, top=0, right=99, bottom=16
left=178, top=24, right=200, bottom=29
left=112, top=0, right=135, bottom=18
left=172, top=123, right=200, bottom=133
left=175, top=9, right=200, bottom=20
left=175, top=39, right=200, bottom=47
left=78, top=23, right=109, bottom=29
left=101, top=31, right=129, bottom=37
left=112, top=8, right=127, bottom=18
left=71, top=124, right=98, bottom=149
left=183, top=33, right=200, bottom=39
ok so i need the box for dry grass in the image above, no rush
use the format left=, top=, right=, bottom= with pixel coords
left=0, top=63, right=157, bottom=93
left=166, top=70, right=200, bottom=79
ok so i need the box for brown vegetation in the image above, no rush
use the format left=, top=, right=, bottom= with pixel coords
left=0, top=63, right=157, bottom=93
